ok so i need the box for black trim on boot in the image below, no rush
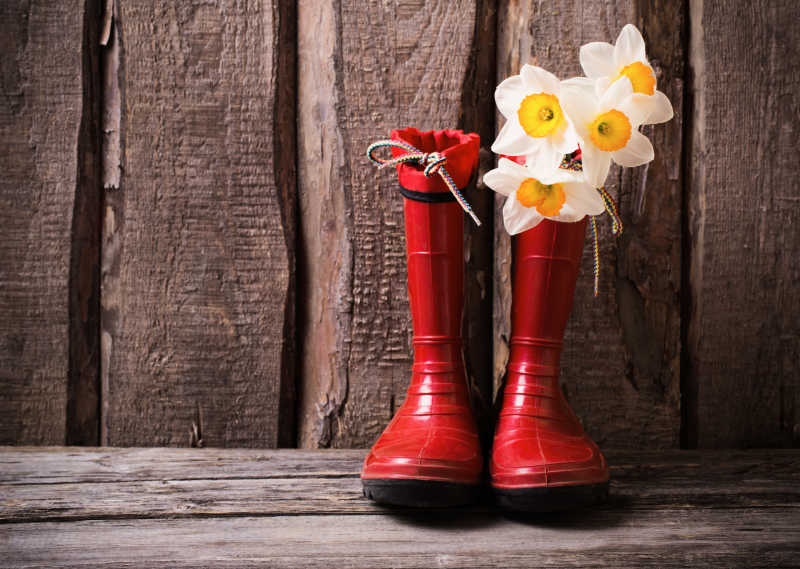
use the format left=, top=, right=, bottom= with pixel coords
left=362, top=478, right=478, bottom=508
left=494, top=481, right=610, bottom=513
left=398, top=187, right=457, bottom=203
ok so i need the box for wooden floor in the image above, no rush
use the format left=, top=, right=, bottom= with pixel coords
left=1, top=448, right=798, bottom=568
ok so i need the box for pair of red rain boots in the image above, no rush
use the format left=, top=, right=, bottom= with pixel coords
left=361, top=128, right=609, bottom=511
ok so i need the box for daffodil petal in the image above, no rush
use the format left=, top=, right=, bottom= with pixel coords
left=530, top=144, right=564, bottom=172
left=547, top=192, right=586, bottom=223
left=548, top=179, right=605, bottom=223
left=614, top=24, right=647, bottom=67
left=498, top=157, right=534, bottom=178
left=643, top=90, right=674, bottom=124
left=595, top=76, right=612, bottom=97
left=580, top=41, right=617, bottom=79
left=494, top=74, right=526, bottom=118
left=548, top=202, right=585, bottom=223
left=611, top=130, right=654, bottom=167
left=482, top=167, right=515, bottom=196
left=580, top=144, right=612, bottom=188
left=564, top=182, right=606, bottom=215
left=520, top=64, right=561, bottom=94
left=599, top=75, right=634, bottom=111
left=561, top=76, right=599, bottom=105
left=560, top=88, right=598, bottom=137
left=485, top=157, right=541, bottom=198
left=617, top=94, right=652, bottom=126
left=503, top=193, right=544, bottom=235
left=552, top=121, right=581, bottom=154
left=491, top=119, right=536, bottom=156
left=533, top=167, right=578, bottom=186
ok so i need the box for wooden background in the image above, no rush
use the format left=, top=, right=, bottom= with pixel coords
left=1, top=0, right=797, bottom=450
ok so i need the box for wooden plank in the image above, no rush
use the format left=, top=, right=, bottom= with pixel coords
left=296, top=0, right=497, bottom=448
left=2, top=447, right=797, bottom=485
left=686, top=1, right=800, bottom=447
left=0, top=448, right=797, bottom=566
left=1, top=459, right=798, bottom=523
left=495, top=2, right=684, bottom=448
left=0, top=448, right=797, bottom=522
left=0, top=1, right=92, bottom=444
left=3, top=508, right=799, bottom=568
left=0, top=446, right=794, bottom=479
left=102, top=1, right=297, bottom=447
left=0, top=447, right=365, bottom=484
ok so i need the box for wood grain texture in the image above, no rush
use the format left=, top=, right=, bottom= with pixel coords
left=3, top=446, right=796, bottom=485
left=103, top=0, right=296, bottom=447
left=296, top=0, right=495, bottom=448
left=0, top=447, right=365, bottom=484
left=4, top=509, right=799, bottom=568
left=0, top=448, right=798, bottom=521
left=0, top=1, right=87, bottom=444
left=495, top=1, right=683, bottom=448
left=686, top=0, right=800, bottom=447
left=0, top=448, right=798, bottom=567
left=99, top=0, right=122, bottom=448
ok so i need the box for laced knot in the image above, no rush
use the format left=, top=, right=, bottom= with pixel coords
left=366, top=139, right=481, bottom=226
left=418, top=151, right=446, bottom=177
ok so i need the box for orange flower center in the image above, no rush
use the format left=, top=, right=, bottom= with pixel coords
left=517, top=93, right=564, bottom=138
left=588, top=109, right=632, bottom=151
left=616, top=61, right=656, bottom=95
left=516, top=178, right=566, bottom=217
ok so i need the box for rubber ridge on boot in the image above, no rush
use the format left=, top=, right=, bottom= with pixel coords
left=362, top=479, right=478, bottom=508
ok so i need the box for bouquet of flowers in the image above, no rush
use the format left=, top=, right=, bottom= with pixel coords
left=484, top=24, right=673, bottom=238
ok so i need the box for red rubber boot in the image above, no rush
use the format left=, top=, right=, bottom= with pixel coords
left=361, top=128, right=482, bottom=507
left=491, top=218, right=609, bottom=511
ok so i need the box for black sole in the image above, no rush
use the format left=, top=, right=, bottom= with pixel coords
left=362, top=478, right=479, bottom=508
left=494, top=481, right=610, bottom=512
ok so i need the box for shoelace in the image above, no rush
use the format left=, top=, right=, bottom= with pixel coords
left=367, top=139, right=481, bottom=226
left=560, top=152, right=623, bottom=297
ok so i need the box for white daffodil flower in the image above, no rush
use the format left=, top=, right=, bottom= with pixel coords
left=491, top=65, right=580, bottom=171
left=579, top=24, right=673, bottom=125
left=561, top=76, right=654, bottom=188
left=483, top=158, right=605, bottom=235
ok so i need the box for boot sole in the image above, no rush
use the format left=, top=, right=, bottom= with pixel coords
left=494, top=481, right=609, bottom=512
left=362, top=478, right=478, bottom=508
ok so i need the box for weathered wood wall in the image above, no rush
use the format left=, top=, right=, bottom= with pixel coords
left=295, top=0, right=496, bottom=448
left=0, top=0, right=797, bottom=449
left=0, top=0, right=100, bottom=445
left=100, top=0, right=297, bottom=448
left=686, top=0, right=800, bottom=448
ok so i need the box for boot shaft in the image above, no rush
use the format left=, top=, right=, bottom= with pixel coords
left=404, top=198, right=467, bottom=405
left=492, top=218, right=609, bottom=494
left=509, top=218, right=587, bottom=374
left=405, top=198, right=464, bottom=367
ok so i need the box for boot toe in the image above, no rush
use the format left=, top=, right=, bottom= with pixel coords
left=362, top=416, right=482, bottom=484
left=491, top=429, right=608, bottom=489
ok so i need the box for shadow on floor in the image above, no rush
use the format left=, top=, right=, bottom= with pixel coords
left=369, top=489, right=632, bottom=530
